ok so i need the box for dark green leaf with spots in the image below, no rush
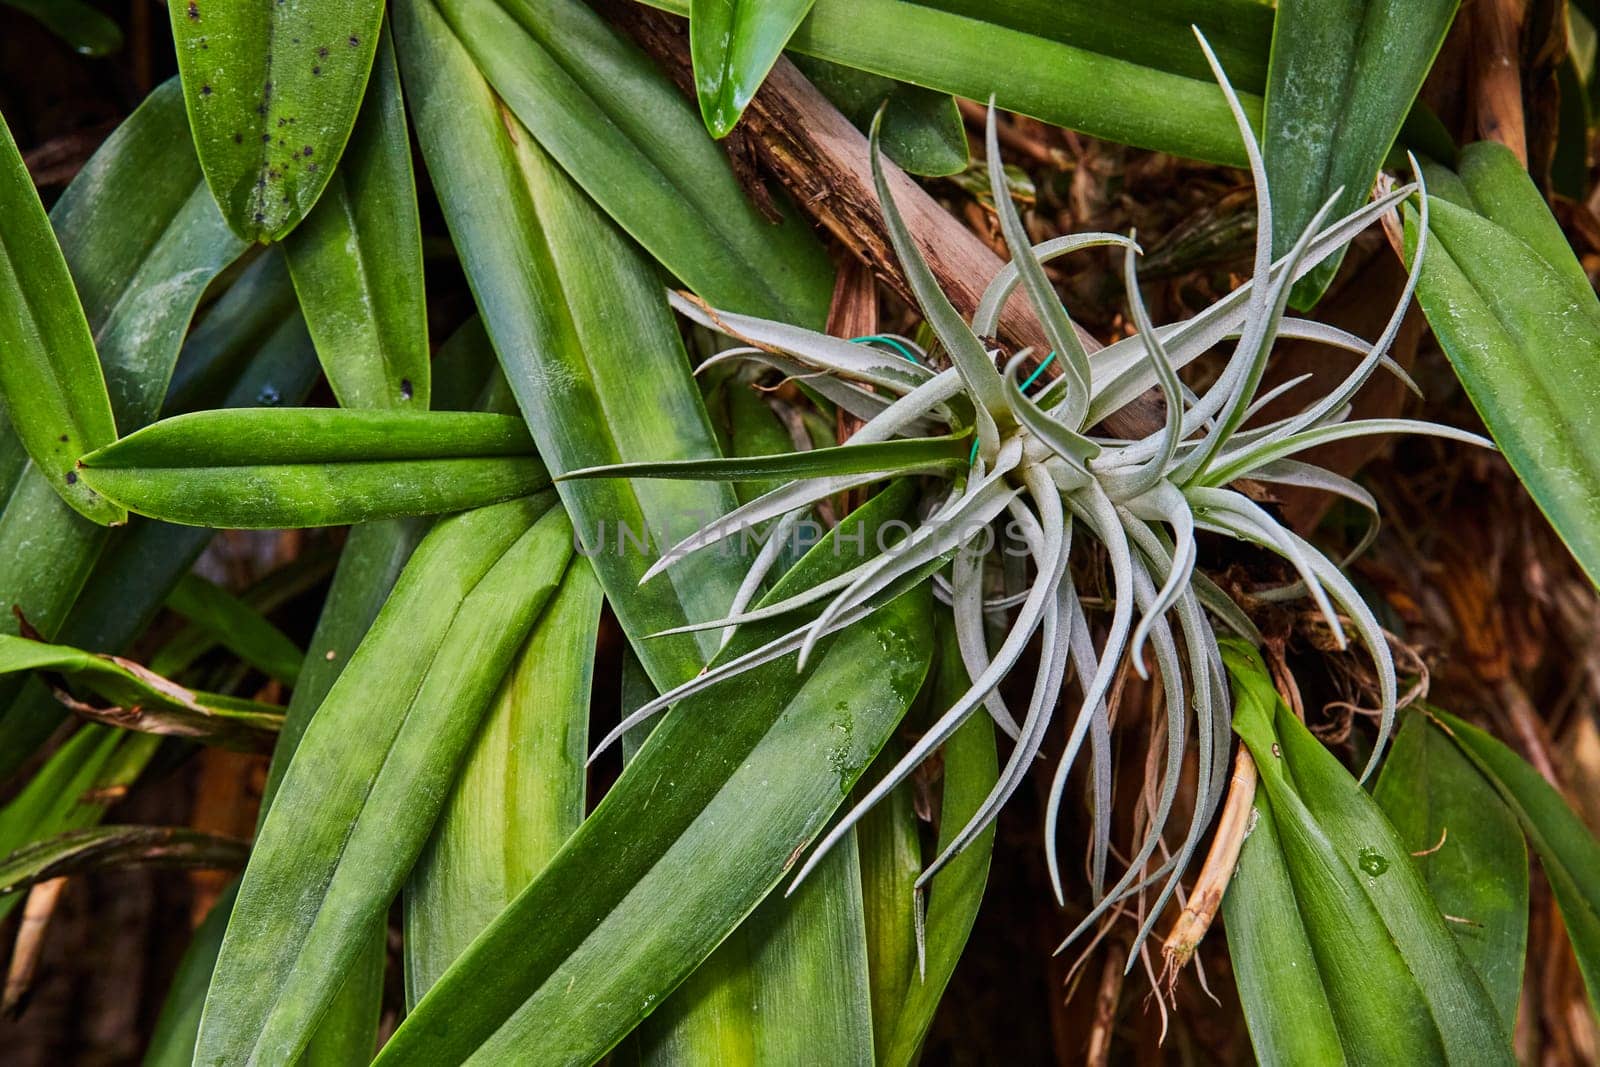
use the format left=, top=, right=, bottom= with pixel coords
left=170, top=0, right=387, bottom=242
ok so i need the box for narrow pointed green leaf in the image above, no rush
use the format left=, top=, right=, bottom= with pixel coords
left=395, top=0, right=745, bottom=688
left=405, top=557, right=602, bottom=999
left=1430, top=708, right=1600, bottom=1016
left=195, top=497, right=572, bottom=1066
left=1408, top=150, right=1600, bottom=588
left=376, top=487, right=933, bottom=1067
left=790, top=57, right=966, bottom=177
left=0, top=825, right=248, bottom=897
left=169, top=0, right=386, bottom=241
left=76, top=409, right=548, bottom=529
left=284, top=24, right=429, bottom=409
left=0, top=106, right=123, bottom=524
left=1222, top=643, right=1513, bottom=1064
left=873, top=616, right=996, bottom=1067
left=1264, top=0, right=1458, bottom=307
left=2, top=0, right=122, bottom=55
left=412, top=0, right=833, bottom=327
left=163, top=573, right=305, bottom=687
left=561, top=432, right=970, bottom=483
left=1374, top=712, right=1528, bottom=1037
left=690, top=0, right=816, bottom=138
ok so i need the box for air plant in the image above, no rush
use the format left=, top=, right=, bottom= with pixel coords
left=568, top=34, right=1491, bottom=961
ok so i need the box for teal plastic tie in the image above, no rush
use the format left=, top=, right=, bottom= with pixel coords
left=848, top=334, right=923, bottom=365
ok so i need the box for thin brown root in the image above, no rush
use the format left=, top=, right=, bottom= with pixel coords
left=3, top=877, right=68, bottom=1016
left=1085, top=941, right=1128, bottom=1067
left=1159, top=745, right=1259, bottom=994
left=1412, top=826, right=1448, bottom=858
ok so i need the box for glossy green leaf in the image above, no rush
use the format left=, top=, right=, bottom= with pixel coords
left=789, top=56, right=966, bottom=177
left=1430, top=708, right=1600, bottom=1016
left=405, top=557, right=602, bottom=998
left=0, top=633, right=283, bottom=750
left=284, top=24, right=429, bottom=410
left=195, top=497, right=572, bottom=1066
left=0, top=75, right=247, bottom=692
left=1408, top=144, right=1600, bottom=588
left=376, top=486, right=933, bottom=1067
left=1264, top=0, right=1458, bottom=307
left=0, top=105, right=123, bottom=524
left=0, top=825, right=248, bottom=896
left=872, top=616, right=996, bottom=1067
left=561, top=432, right=970, bottom=483
left=1222, top=642, right=1513, bottom=1064
left=642, top=0, right=1261, bottom=166
left=2, top=0, right=123, bottom=55
left=407, top=0, right=833, bottom=327
left=77, top=409, right=548, bottom=529
left=395, top=0, right=745, bottom=690
left=169, top=0, right=386, bottom=241
left=690, top=0, right=816, bottom=138
left=1374, top=711, right=1528, bottom=1036
left=162, top=573, right=304, bottom=686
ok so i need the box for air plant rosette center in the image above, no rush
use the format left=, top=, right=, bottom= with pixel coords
left=568, top=34, right=1491, bottom=962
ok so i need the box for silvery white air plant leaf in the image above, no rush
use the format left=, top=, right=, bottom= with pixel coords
left=565, top=31, right=1492, bottom=964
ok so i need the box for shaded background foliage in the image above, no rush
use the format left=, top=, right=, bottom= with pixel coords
left=2, top=0, right=1600, bottom=1062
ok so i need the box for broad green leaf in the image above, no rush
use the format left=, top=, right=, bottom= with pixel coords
left=0, top=825, right=248, bottom=896
left=0, top=105, right=123, bottom=524
left=77, top=409, right=548, bottom=529
left=168, top=0, right=386, bottom=241
left=408, top=0, right=833, bottom=327
left=641, top=0, right=1261, bottom=166
left=1408, top=146, right=1600, bottom=588
left=789, top=56, right=966, bottom=178
left=395, top=0, right=745, bottom=689
left=561, top=432, right=971, bottom=482
left=0, top=633, right=281, bottom=750
left=1430, top=707, right=1600, bottom=1016
left=162, top=573, right=304, bottom=687
left=195, top=497, right=572, bottom=1066
left=284, top=24, right=429, bottom=410
left=145, top=882, right=240, bottom=1067
left=2, top=0, right=122, bottom=55
left=404, top=557, right=602, bottom=998
left=872, top=616, right=996, bottom=1067
left=1374, top=711, right=1528, bottom=1036
left=1222, top=643, right=1513, bottom=1064
left=375, top=485, right=933, bottom=1067
left=690, top=0, right=816, bottom=138
left=1263, top=0, right=1458, bottom=307
left=0, top=75, right=247, bottom=690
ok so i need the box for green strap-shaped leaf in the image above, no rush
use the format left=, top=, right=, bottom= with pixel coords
left=404, top=557, right=602, bottom=999
left=0, top=825, right=248, bottom=897
left=284, top=23, right=429, bottom=410
left=0, top=106, right=123, bottom=524
left=1374, top=711, right=1528, bottom=1036
left=1431, top=708, right=1600, bottom=1017
left=0, top=633, right=282, bottom=750
left=395, top=0, right=746, bottom=689
left=789, top=56, right=967, bottom=178
left=195, top=497, right=572, bottom=1065
left=1408, top=147, right=1600, bottom=588
left=690, top=0, right=816, bottom=138
left=872, top=616, right=996, bottom=1067
left=1222, top=642, right=1514, bottom=1064
left=163, top=573, right=304, bottom=687
left=1263, top=0, right=1458, bottom=308
left=641, top=0, right=1260, bottom=166
left=144, top=881, right=240, bottom=1067
left=375, top=486, right=933, bottom=1066
left=169, top=0, right=386, bottom=241
left=76, top=409, right=548, bottom=529
left=413, top=0, right=833, bottom=327
left=2, top=0, right=122, bottom=55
